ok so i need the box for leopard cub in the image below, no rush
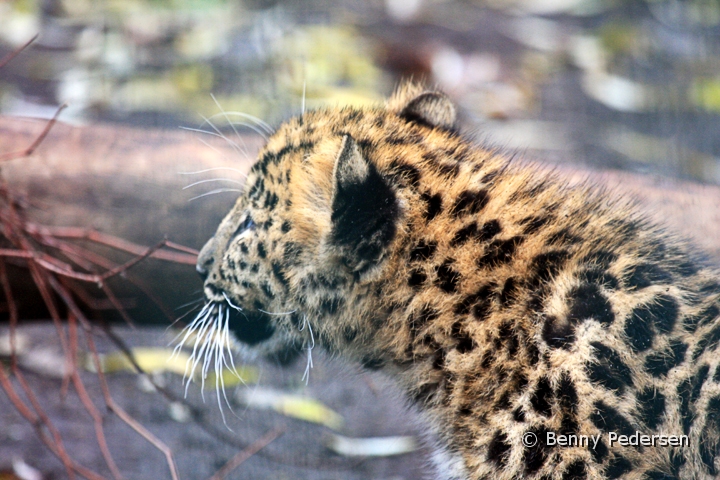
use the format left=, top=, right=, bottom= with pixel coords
left=188, top=83, right=720, bottom=479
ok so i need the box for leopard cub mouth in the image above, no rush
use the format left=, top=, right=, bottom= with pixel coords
left=204, top=291, right=277, bottom=347
left=198, top=283, right=277, bottom=346
left=224, top=304, right=276, bottom=346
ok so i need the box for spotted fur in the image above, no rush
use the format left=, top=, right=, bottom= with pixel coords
left=188, top=83, right=720, bottom=479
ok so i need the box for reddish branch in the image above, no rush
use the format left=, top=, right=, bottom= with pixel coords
left=207, top=427, right=285, bottom=480
left=0, top=103, right=66, bottom=163
left=0, top=38, right=197, bottom=480
left=49, top=275, right=180, bottom=480
left=67, top=316, right=124, bottom=480
left=0, top=34, right=38, bottom=69
left=0, top=37, right=277, bottom=480
left=0, top=111, right=196, bottom=478
left=25, top=223, right=199, bottom=265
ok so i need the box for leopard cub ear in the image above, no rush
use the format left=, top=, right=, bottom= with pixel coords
left=330, top=135, right=399, bottom=275
left=400, top=91, right=457, bottom=131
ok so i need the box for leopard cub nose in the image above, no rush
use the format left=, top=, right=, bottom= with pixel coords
left=196, top=237, right=216, bottom=281
left=196, top=263, right=210, bottom=281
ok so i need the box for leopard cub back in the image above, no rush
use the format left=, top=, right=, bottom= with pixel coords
left=191, top=82, right=720, bottom=479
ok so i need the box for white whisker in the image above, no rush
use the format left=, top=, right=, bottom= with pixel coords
left=168, top=303, right=202, bottom=328
left=300, top=314, right=315, bottom=385
left=222, top=308, right=242, bottom=380
left=223, top=292, right=242, bottom=311
left=258, top=308, right=297, bottom=316
left=200, top=309, right=220, bottom=395
left=199, top=114, right=248, bottom=159
left=193, top=325, right=215, bottom=399
left=191, top=136, right=238, bottom=165
left=203, top=305, right=221, bottom=379
left=175, top=297, right=206, bottom=310
left=188, top=188, right=242, bottom=202
left=182, top=178, right=245, bottom=190
left=178, top=167, right=247, bottom=176
left=171, top=301, right=244, bottom=428
left=301, top=81, right=306, bottom=116
left=214, top=306, right=240, bottom=426
left=210, top=93, right=244, bottom=144
left=170, top=303, right=211, bottom=348
left=302, top=345, right=314, bottom=385
left=179, top=306, right=211, bottom=364
left=173, top=314, right=207, bottom=382
left=206, top=96, right=252, bottom=158
left=184, top=306, right=215, bottom=397
left=211, top=111, right=274, bottom=135
left=214, top=335, right=229, bottom=426
left=165, top=298, right=205, bottom=331
left=223, top=120, right=269, bottom=141
left=179, top=126, right=223, bottom=138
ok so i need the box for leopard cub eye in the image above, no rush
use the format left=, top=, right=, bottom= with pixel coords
left=232, top=214, right=255, bottom=240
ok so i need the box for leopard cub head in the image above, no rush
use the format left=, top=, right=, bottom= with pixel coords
left=183, top=84, right=458, bottom=368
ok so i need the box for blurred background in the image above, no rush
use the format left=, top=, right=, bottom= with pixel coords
left=3, top=1, right=720, bottom=479
left=2, top=0, right=720, bottom=183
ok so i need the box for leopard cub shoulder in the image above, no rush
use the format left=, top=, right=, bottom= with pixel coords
left=188, top=82, right=720, bottom=480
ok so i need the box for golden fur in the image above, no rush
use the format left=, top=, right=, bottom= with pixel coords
left=190, top=83, right=720, bottom=479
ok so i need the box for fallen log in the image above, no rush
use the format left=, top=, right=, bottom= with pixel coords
left=0, top=115, right=261, bottom=322
left=1, top=115, right=719, bottom=323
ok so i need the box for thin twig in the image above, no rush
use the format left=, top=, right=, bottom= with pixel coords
left=27, top=261, right=71, bottom=366
left=61, top=278, right=136, bottom=311
left=0, top=366, right=109, bottom=480
left=0, top=84, right=200, bottom=480
left=11, top=363, right=79, bottom=479
left=68, top=315, right=125, bottom=480
left=0, top=34, right=38, bottom=69
left=86, top=332, right=182, bottom=480
left=0, top=260, right=19, bottom=364
left=0, top=248, right=33, bottom=259
left=47, top=275, right=181, bottom=480
left=34, top=233, right=111, bottom=272
left=0, top=104, right=67, bottom=162
left=25, top=224, right=199, bottom=264
left=207, top=427, right=285, bottom=480
left=34, top=231, right=175, bottom=322
left=32, top=239, right=169, bottom=284
left=99, top=239, right=169, bottom=281
left=99, top=283, right=136, bottom=326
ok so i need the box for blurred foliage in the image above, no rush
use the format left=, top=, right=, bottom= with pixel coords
left=1, top=0, right=720, bottom=182
left=693, top=78, right=720, bottom=112
left=274, top=26, right=383, bottom=108
left=0, top=0, right=387, bottom=125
